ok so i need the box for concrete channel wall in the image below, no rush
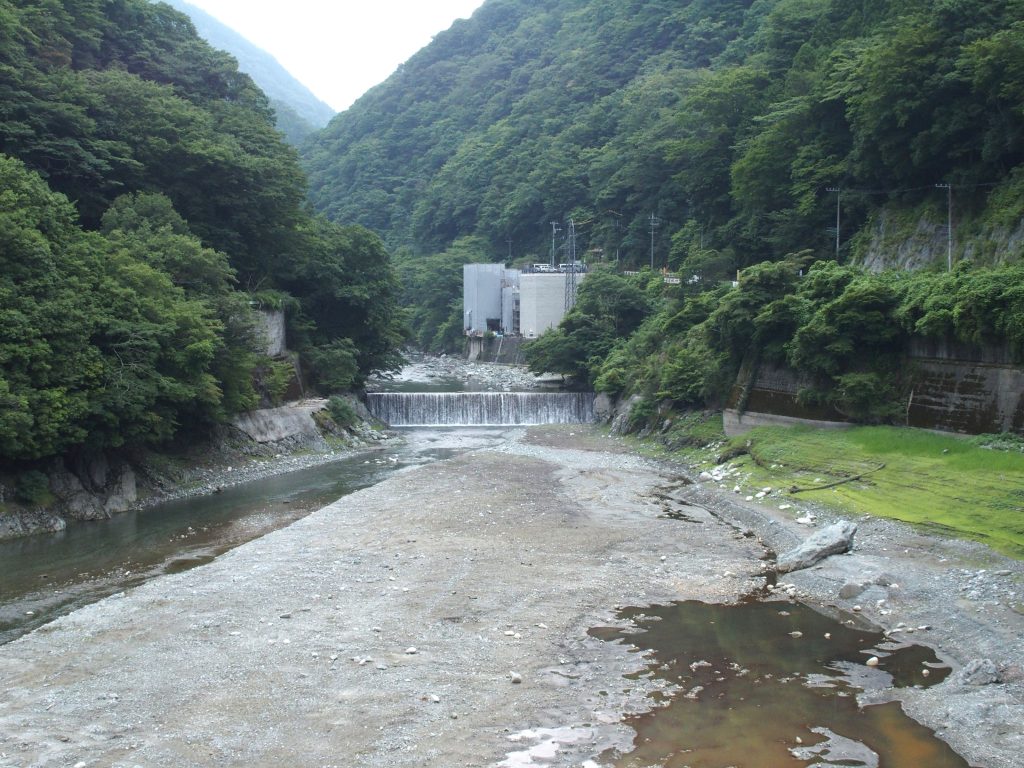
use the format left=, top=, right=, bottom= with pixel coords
left=724, top=339, right=1024, bottom=436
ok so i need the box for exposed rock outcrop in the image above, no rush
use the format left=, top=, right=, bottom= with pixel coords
left=48, top=453, right=138, bottom=522
left=0, top=398, right=385, bottom=542
left=0, top=507, right=66, bottom=539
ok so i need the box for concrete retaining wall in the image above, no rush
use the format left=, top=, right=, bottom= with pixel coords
left=724, top=341, right=1024, bottom=437
left=256, top=310, right=286, bottom=357
left=231, top=401, right=329, bottom=450
left=906, top=346, right=1024, bottom=434
left=466, top=336, right=526, bottom=365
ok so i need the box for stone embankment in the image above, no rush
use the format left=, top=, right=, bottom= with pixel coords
left=0, top=395, right=390, bottom=542
left=0, top=425, right=1021, bottom=767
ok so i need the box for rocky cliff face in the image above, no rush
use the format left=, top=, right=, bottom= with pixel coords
left=856, top=208, right=1024, bottom=272
left=47, top=453, right=139, bottom=523
left=0, top=397, right=383, bottom=541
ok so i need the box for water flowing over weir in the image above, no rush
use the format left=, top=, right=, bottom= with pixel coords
left=366, top=392, right=596, bottom=426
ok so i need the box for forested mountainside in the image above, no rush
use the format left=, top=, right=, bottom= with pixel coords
left=303, top=0, right=1023, bottom=428
left=0, top=0, right=403, bottom=467
left=161, top=0, right=335, bottom=144
left=304, top=0, right=1024, bottom=274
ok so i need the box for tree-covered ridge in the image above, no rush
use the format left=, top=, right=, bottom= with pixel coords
left=0, top=0, right=405, bottom=464
left=0, top=0, right=310, bottom=281
left=161, top=0, right=336, bottom=143
left=303, top=0, right=1024, bottom=275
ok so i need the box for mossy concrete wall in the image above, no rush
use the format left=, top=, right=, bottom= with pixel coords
left=466, top=336, right=526, bottom=365
left=725, top=341, right=1024, bottom=437
left=905, top=339, right=1024, bottom=434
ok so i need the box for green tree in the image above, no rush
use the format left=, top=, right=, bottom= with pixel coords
left=280, top=218, right=406, bottom=389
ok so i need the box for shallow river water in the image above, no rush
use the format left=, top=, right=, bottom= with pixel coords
left=0, top=427, right=510, bottom=644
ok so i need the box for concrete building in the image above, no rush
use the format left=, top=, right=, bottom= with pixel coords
left=520, top=273, right=569, bottom=338
left=464, top=264, right=519, bottom=334
left=464, top=263, right=586, bottom=338
left=501, top=281, right=519, bottom=335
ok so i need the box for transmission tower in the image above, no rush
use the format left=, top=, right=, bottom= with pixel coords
left=565, top=219, right=578, bottom=312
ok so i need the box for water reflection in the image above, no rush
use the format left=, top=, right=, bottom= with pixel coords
left=591, top=601, right=968, bottom=768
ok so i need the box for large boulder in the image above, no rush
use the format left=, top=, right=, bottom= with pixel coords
left=775, top=520, right=857, bottom=574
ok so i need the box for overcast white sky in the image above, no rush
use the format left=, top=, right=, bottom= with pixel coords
left=185, top=1, right=486, bottom=112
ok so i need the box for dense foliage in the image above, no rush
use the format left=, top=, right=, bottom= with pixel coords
left=303, top=0, right=1023, bottom=425
left=532, top=259, right=1024, bottom=425
left=303, top=0, right=1024, bottom=275
left=393, top=237, right=493, bottom=353
left=0, top=0, right=404, bottom=465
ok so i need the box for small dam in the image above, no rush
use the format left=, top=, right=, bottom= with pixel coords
left=366, top=392, right=595, bottom=426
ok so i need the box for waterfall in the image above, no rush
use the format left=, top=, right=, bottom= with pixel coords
left=366, top=392, right=596, bottom=426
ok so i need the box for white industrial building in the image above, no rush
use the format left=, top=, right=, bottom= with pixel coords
left=464, top=263, right=586, bottom=338
left=519, top=273, right=568, bottom=337
left=464, top=264, right=520, bottom=334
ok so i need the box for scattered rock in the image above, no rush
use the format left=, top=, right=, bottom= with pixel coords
left=509, top=672, right=523, bottom=684
left=839, top=582, right=867, bottom=599
left=957, top=659, right=1000, bottom=686
left=774, top=521, right=857, bottom=574
left=866, top=656, right=880, bottom=667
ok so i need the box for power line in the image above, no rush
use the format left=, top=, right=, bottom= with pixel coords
left=828, top=180, right=1001, bottom=196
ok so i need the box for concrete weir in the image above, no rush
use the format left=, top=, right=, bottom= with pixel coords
left=366, top=391, right=595, bottom=426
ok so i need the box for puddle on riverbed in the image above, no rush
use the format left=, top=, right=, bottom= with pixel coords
left=590, top=601, right=969, bottom=768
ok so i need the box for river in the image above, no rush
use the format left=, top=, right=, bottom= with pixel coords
left=0, top=427, right=511, bottom=645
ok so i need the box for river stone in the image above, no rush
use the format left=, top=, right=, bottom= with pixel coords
left=957, top=658, right=1000, bottom=686
left=839, top=582, right=867, bottom=599
left=775, top=521, right=857, bottom=574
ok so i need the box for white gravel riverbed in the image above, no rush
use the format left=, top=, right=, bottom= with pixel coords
left=0, top=425, right=1021, bottom=768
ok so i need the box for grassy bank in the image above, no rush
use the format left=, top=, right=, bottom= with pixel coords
left=647, top=415, right=1024, bottom=560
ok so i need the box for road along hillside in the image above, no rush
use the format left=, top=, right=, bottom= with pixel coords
left=0, top=426, right=1020, bottom=767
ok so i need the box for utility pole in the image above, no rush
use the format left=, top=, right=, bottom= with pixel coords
left=826, top=186, right=841, bottom=258
left=549, top=221, right=561, bottom=268
left=506, top=236, right=512, bottom=263
left=935, top=183, right=952, bottom=271
left=565, top=219, right=578, bottom=312
left=648, top=212, right=660, bottom=270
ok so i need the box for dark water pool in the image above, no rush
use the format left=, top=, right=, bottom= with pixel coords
left=591, top=601, right=970, bottom=768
